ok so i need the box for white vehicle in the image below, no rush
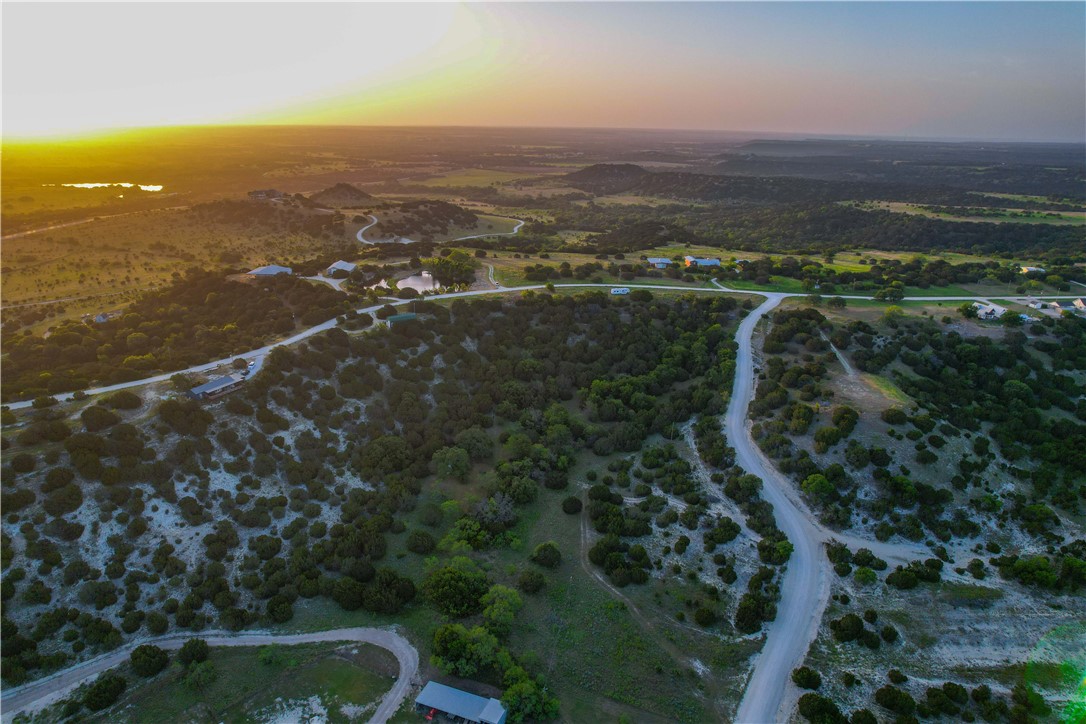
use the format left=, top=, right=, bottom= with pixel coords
left=610, top=287, right=630, bottom=295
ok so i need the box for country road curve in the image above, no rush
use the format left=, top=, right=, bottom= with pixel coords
left=6, top=281, right=1082, bottom=411
left=0, top=627, right=419, bottom=724
left=357, top=215, right=524, bottom=245
left=356, top=214, right=379, bottom=243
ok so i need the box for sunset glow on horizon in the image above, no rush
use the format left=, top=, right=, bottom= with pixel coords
left=3, top=2, right=1084, bottom=143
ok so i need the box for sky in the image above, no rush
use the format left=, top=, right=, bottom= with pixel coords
left=3, top=2, right=1084, bottom=142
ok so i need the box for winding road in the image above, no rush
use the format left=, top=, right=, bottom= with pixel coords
left=0, top=627, right=418, bottom=724
left=4, top=278, right=1077, bottom=721
left=356, top=214, right=524, bottom=245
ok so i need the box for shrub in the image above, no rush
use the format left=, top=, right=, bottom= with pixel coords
left=792, top=666, right=822, bottom=690
left=422, top=561, right=489, bottom=617
left=798, top=693, right=846, bottom=724
left=875, top=685, right=916, bottom=715
left=693, top=607, right=717, bottom=627
left=830, top=613, right=864, bottom=642
left=84, top=673, right=126, bottom=711
left=561, top=496, right=583, bottom=515
left=177, top=638, right=209, bottom=668
left=105, top=391, right=143, bottom=409
left=881, top=407, right=907, bottom=425
left=406, top=530, right=436, bottom=554
left=517, top=570, right=545, bottom=594
left=529, top=542, right=561, bottom=569
left=130, top=644, right=168, bottom=677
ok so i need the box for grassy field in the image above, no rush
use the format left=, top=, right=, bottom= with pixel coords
left=876, top=201, right=1086, bottom=226
left=415, top=168, right=544, bottom=187
left=971, top=191, right=1086, bottom=208
left=97, top=643, right=395, bottom=723
left=0, top=207, right=345, bottom=308
left=365, top=212, right=521, bottom=243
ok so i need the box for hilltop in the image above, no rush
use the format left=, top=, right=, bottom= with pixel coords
left=564, top=163, right=650, bottom=194
left=309, top=182, right=373, bottom=207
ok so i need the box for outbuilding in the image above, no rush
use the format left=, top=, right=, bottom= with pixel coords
left=188, top=374, right=245, bottom=400
left=415, top=682, right=507, bottom=724
left=972, top=302, right=1006, bottom=320
left=387, top=312, right=418, bottom=326
left=247, top=265, right=293, bottom=276
left=325, top=260, right=357, bottom=277
left=684, top=256, right=721, bottom=268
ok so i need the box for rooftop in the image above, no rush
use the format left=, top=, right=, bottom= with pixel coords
left=416, top=681, right=507, bottom=724
left=190, top=374, right=244, bottom=396
left=248, top=264, right=292, bottom=275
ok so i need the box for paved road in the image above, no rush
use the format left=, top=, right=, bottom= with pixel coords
left=356, top=215, right=380, bottom=244
left=0, top=627, right=418, bottom=724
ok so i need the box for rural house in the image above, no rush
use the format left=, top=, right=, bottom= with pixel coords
left=646, top=257, right=673, bottom=269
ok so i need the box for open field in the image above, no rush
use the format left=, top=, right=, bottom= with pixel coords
left=96, top=643, right=395, bottom=723
left=0, top=207, right=346, bottom=308
left=876, top=201, right=1086, bottom=226
left=415, top=168, right=548, bottom=187
left=365, top=212, right=520, bottom=243
left=971, top=191, right=1086, bottom=208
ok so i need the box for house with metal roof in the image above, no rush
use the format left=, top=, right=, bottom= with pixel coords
left=683, top=255, right=721, bottom=268
left=415, top=682, right=507, bottom=724
left=188, top=374, right=245, bottom=400
left=646, top=257, right=673, bottom=269
left=386, top=312, right=418, bottom=326
left=325, top=260, right=357, bottom=276
left=247, top=264, right=293, bottom=276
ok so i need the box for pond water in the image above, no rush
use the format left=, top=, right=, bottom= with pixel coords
left=43, top=183, right=164, bottom=191
left=394, top=272, right=442, bottom=292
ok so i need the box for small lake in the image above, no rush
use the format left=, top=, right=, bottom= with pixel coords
left=394, top=272, right=442, bottom=292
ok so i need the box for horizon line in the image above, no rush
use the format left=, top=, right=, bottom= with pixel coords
left=3, top=122, right=1084, bottom=147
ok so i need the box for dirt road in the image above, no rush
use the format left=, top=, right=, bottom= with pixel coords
left=0, top=627, right=418, bottom=724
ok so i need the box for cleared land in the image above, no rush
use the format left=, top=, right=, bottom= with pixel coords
left=96, top=642, right=396, bottom=723
left=874, top=201, right=1085, bottom=226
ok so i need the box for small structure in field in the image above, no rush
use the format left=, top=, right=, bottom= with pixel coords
left=386, top=312, right=418, bottom=326
left=247, top=265, right=293, bottom=277
left=972, top=302, right=1006, bottom=320
left=188, top=374, right=245, bottom=400
left=646, top=257, right=673, bottom=269
left=1073, top=298, right=1086, bottom=312
left=248, top=189, right=283, bottom=200
left=684, top=255, right=721, bottom=268
left=1020, top=266, right=1046, bottom=274
left=415, top=681, right=507, bottom=724
left=325, top=260, right=357, bottom=277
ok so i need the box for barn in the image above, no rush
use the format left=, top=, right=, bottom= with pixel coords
left=415, top=682, right=507, bottom=724
left=247, top=264, right=293, bottom=276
